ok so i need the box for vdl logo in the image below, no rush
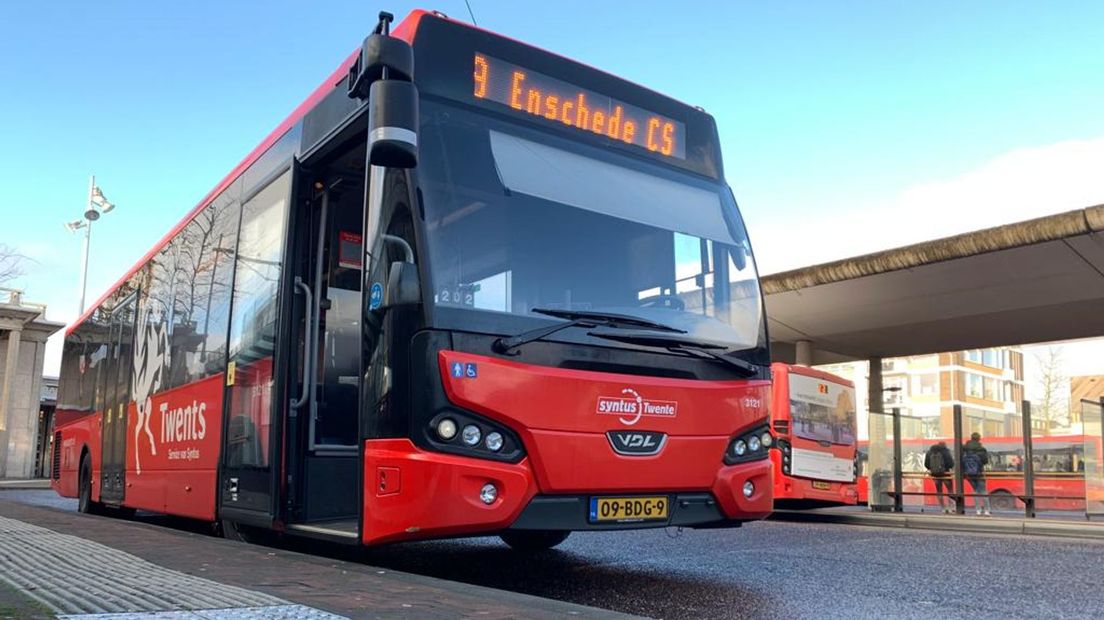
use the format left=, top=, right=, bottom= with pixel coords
left=607, top=430, right=666, bottom=456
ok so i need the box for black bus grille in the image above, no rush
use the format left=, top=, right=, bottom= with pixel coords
left=52, top=431, right=62, bottom=480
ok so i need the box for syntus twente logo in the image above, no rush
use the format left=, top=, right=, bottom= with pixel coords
left=596, top=388, right=678, bottom=426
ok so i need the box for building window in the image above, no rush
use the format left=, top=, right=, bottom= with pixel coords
left=983, top=377, right=1001, bottom=401
left=966, top=348, right=1005, bottom=368
left=966, top=373, right=983, bottom=398
left=883, top=377, right=906, bottom=406
left=966, top=416, right=983, bottom=434
left=912, top=373, right=938, bottom=396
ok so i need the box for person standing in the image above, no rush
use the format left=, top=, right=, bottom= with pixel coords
left=924, top=441, right=955, bottom=513
left=963, top=432, right=991, bottom=516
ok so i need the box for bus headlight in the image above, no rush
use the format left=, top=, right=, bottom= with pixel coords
left=436, top=418, right=458, bottom=441
left=462, top=424, right=482, bottom=446
left=743, top=481, right=755, bottom=498
left=760, top=432, right=773, bottom=448
left=733, top=439, right=747, bottom=456
left=725, top=425, right=772, bottom=465
left=427, top=412, right=523, bottom=462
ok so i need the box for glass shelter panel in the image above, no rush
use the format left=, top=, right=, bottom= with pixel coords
left=867, top=411, right=895, bottom=511
left=1083, top=399, right=1104, bottom=517
left=898, top=413, right=932, bottom=511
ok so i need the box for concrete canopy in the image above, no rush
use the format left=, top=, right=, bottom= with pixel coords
left=762, top=204, right=1104, bottom=365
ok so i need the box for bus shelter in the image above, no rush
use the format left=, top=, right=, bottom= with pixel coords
left=868, top=399, right=1103, bottom=518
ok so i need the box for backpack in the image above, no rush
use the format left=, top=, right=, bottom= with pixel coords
left=929, top=449, right=947, bottom=475
left=963, top=451, right=982, bottom=477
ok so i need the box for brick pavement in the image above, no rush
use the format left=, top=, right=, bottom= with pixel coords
left=0, top=499, right=638, bottom=619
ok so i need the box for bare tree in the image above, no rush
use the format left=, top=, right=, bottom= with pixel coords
left=0, top=243, right=26, bottom=284
left=1034, top=346, right=1070, bottom=435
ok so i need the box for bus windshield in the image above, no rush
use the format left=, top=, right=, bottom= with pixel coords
left=418, top=101, right=764, bottom=351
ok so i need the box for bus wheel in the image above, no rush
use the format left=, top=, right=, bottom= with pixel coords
left=989, top=489, right=1016, bottom=511
left=77, top=453, right=104, bottom=515
left=500, top=530, right=571, bottom=551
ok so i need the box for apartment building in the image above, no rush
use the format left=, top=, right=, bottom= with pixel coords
left=1070, top=375, right=1104, bottom=426
left=820, top=347, right=1025, bottom=440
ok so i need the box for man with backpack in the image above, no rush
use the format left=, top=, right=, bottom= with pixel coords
left=963, top=432, right=992, bottom=516
left=924, top=441, right=955, bottom=513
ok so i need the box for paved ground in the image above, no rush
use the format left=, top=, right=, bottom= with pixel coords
left=0, top=578, right=54, bottom=619
left=5, top=490, right=1104, bottom=619
left=0, top=492, right=632, bottom=619
left=0, top=513, right=330, bottom=618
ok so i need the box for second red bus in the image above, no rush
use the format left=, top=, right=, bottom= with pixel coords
left=769, top=363, right=858, bottom=507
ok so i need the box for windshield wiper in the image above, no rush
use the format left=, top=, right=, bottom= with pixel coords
left=530, top=308, right=685, bottom=331
left=586, top=328, right=761, bottom=377
left=493, top=308, right=684, bottom=354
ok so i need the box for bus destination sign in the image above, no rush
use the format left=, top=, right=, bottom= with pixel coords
left=473, top=53, right=686, bottom=159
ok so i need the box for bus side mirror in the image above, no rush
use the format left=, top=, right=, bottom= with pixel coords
left=368, top=80, right=418, bottom=169
left=382, top=261, right=421, bottom=308
left=348, top=13, right=419, bottom=169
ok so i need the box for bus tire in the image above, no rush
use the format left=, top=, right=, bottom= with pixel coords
left=500, top=530, right=570, bottom=551
left=77, top=453, right=104, bottom=515
left=989, top=489, right=1016, bottom=511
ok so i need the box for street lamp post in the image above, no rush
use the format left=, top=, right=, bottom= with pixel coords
left=66, top=175, right=115, bottom=315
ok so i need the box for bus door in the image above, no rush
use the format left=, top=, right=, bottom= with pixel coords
left=100, top=292, right=136, bottom=505
left=285, top=160, right=364, bottom=532
left=219, top=168, right=294, bottom=525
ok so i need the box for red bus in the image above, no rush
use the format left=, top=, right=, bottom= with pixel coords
left=769, top=364, right=858, bottom=507
left=52, top=10, right=773, bottom=550
left=857, top=435, right=1090, bottom=511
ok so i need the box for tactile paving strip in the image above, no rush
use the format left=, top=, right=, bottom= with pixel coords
left=0, top=515, right=345, bottom=619
left=59, top=604, right=347, bottom=619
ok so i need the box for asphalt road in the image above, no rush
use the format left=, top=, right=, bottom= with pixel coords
left=5, top=489, right=1103, bottom=619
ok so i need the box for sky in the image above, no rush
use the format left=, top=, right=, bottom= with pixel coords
left=1, top=1, right=1103, bottom=376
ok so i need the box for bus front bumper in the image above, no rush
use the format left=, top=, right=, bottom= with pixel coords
left=363, top=440, right=772, bottom=545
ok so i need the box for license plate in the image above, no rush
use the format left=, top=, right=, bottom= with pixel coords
left=588, top=496, right=669, bottom=523
left=811, top=481, right=831, bottom=490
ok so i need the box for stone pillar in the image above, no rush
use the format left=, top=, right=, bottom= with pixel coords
left=0, top=326, right=23, bottom=478
left=795, top=340, right=813, bottom=366
left=868, top=356, right=883, bottom=414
